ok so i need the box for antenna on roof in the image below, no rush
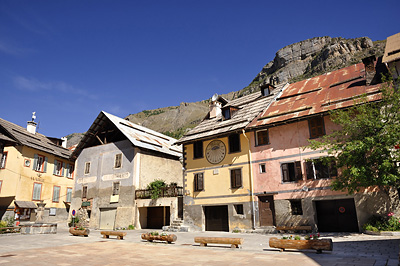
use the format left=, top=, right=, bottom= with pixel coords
left=32, top=112, right=36, bottom=122
left=211, top=93, right=218, bottom=102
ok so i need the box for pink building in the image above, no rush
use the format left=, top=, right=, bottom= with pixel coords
left=246, top=58, right=397, bottom=232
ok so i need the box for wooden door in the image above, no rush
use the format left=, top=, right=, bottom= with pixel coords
left=258, top=196, right=275, bottom=226
left=99, top=209, right=116, bottom=230
left=205, top=206, right=229, bottom=232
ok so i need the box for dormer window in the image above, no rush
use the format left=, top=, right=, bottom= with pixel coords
left=223, top=108, right=231, bottom=119
left=261, top=84, right=274, bottom=96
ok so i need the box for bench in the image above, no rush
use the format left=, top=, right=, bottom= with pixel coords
left=275, top=226, right=312, bottom=233
left=100, top=231, right=127, bottom=240
left=269, top=237, right=333, bottom=253
left=194, top=237, right=243, bottom=248
left=0, top=226, right=21, bottom=234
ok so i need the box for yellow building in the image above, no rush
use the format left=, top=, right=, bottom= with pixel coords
left=0, top=117, right=75, bottom=224
left=176, top=84, right=286, bottom=231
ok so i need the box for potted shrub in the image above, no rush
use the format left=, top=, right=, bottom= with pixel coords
left=69, top=225, right=90, bottom=237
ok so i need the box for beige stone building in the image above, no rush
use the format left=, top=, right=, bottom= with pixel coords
left=69, top=111, right=182, bottom=230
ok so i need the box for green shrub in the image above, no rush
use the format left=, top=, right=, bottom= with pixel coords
left=147, top=179, right=166, bottom=199
left=128, top=225, right=135, bottom=230
left=0, top=221, right=8, bottom=228
left=363, top=213, right=400, bottom=232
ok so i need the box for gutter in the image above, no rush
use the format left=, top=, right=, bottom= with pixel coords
left=242, top=129, right=256, bottom=230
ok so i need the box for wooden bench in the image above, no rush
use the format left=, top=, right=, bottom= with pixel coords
left=269, top=237, right=333, bottom=253
left=194, top=237, right=243, bottom=248
left=101, top=231, right=127, bottom=240
left=0, top=226, right=20, bottom=234
left=275, top=226, right=312, bottom=233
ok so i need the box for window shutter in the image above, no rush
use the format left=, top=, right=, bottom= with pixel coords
left=282, top=164, right=289, bottom=182
left=306, top=161, right=314, bottom=179
left=295, top=161, right=302, bottom=180
left=62, top=162, right=65, bottom=176
left=65, top=163, right=70, bottom=177
left=198, top=173, right=204, bottom=191
left=53, top=160, right=58, bottom=175
left=33, top=154, right=38, bottom=170
left=43, top=157, right=48, bottom=173
left=236, top=170, right=242, bottom=187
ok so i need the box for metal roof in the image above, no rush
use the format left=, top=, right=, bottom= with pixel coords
left=248, top=62, right=382, bottom=129
left=0, top=118, right=72, bottom=160
left=72, top=111, right=182, bottom=159
left=176, top=83, right=288, bottom=144
left=382, top=32, right=400, bottom=64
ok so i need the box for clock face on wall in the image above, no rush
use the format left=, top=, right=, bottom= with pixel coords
left=206, top=140, right=226, bottom=164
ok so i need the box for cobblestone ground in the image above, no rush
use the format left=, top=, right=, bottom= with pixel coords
left=0, top=228, right=399, bottom=266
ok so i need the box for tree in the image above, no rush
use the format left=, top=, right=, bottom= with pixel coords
left=308, top=79, right=400, bottom=194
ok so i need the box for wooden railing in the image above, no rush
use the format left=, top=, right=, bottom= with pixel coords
left=135, top=186, right=183, bottom=199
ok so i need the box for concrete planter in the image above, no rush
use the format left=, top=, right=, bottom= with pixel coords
left=364, top=230, right=400, bottom=236
left=20, top=223, right=57, bottom=234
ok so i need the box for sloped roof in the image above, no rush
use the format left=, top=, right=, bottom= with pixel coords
left=248, top=62, right=382, bottom=129
left=0, top=118, right=72, bottom=160
left=176, top=83, right=288, bottom=144
left=382, top=32, right=400, bottom=64
left=71, top=111, right=182, bottom=159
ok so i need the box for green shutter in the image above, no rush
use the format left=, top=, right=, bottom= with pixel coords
left=62, top=162, right=65, bottom=176
left=33, top=154, right=38, bottom=170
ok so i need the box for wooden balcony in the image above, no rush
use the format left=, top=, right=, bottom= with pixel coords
left=135, top=186, right=183, bottom=199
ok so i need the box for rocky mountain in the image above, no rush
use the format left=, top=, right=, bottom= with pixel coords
left=65, top=36, right=386, bottom=146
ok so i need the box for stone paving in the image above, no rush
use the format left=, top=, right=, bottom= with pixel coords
left=0, top=225, right=399, bottom=266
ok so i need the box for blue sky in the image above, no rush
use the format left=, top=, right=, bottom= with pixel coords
left=0, top=0, right=399, bottom=139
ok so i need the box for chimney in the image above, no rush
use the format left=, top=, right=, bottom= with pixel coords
left=209, top=93, right=222, bottom=119
left=61, top=137, right=67, bottom=148
left=27, top=112, right=37, bottom=134
left=362, top=55, right=376, bottom=85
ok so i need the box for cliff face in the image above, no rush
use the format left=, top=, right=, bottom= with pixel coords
left=66, top=36, right=386, bottom=144
left=236, top=36, right=385, bottom=97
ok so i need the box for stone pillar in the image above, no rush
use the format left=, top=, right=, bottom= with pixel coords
left=35, top=201, right=46, bottom=223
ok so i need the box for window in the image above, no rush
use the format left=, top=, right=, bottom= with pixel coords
left=262, top=87, right=270, bottom=96
left=228, top=134, right=240, bottom=153
left=259, top=164, right=266, bottom=174
left=290, top=200, right=303, bottom=215
left=53, top=160, right=63, bottom=176
left=281, top=161, right=302, bottom=182
left=112, top=182, right=120, bottom=196
left=82, top=186, right=88, bottom=198
left=32, top=183, right=42, bottom=201
left=49, top=208, right=57, bottom=216
left=52, top=186, right=60, bottom=202
left=84, top=162, right=90, bottom=175
left=66, top=164, right=74, bottom=178
left=223, top=108, right=231, bottom=119
left=230, top=168, right=242, bottom=188
left=114, top=154, right=122, bottom=169
left=194, top=173, right=204, bottom=192
left=0, top=152, right=7, bottom=169
left=308, top=116, right=325, bottom=139
left=234, top=204, right=244, bottom=215
left=306, top=158, right=337, bottom=180
left=193, top=141, right=203, bottom=159
left=66, top=187, right=72, bottom=203
left=33, top=154, right=47, bottom=172
left=255, top=130, right=269, bottom=146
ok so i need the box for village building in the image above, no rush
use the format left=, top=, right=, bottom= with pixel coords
left=246, top=58, right=396, bottom=232
left=69, top=111, right=182, bottom=230
left=176, top=83, right=288, bottom=232
left=382, top=32, right=400, bottom=80
left=0, top=114, right=74, bottom=224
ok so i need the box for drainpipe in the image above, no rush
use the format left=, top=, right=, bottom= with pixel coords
left=242, top=129, right=256, bottom=230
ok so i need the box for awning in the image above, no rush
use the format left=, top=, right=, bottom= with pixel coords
left=14, top=201, right=37, bottom=209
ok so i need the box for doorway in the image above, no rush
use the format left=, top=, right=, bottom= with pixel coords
left=205, top=205, right=229, bottom=232
left=258, top=195, right=276, bottom=226
left=146, top=206, right=170, bottom=229
left=315, top=198, right=359, bottom=232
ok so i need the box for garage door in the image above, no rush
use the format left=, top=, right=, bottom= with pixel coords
left=147, top=207, right=170, bottom=229
left=205, top=205, right=229, bottom=232
left=99, top=209, right=116, bottom=230
left=315, top=199, right=359, bottom=232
